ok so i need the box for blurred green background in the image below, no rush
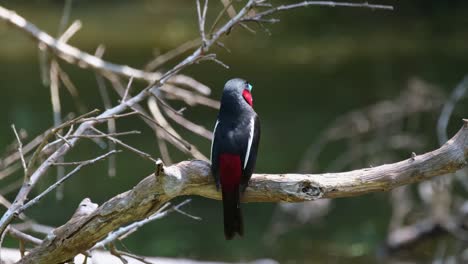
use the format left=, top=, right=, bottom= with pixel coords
left=0, top=0, right=467, bottom=263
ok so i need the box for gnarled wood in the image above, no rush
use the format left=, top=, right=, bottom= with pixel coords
left=18, top=122, right=468, bottom=264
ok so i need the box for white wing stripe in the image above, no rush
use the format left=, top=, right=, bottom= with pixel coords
left=210, top=120, right=219, bottom=163
left=244, top=117, right=255, bottom=169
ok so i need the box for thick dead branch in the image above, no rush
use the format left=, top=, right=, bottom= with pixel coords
left=17, top=122, right=468, bottom=264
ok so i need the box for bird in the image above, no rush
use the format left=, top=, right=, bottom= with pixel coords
left=210, top=78, right=261, bottom=240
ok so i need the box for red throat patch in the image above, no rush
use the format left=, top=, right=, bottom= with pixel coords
left=242, top=90, right=253, bottom=107
left=219, top=154, right=242, bottom=192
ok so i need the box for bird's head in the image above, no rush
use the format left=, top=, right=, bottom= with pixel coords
left=223, top=78, right=254, bottom=108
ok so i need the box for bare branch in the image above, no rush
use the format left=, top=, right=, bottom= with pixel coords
left=2, top=129, right=47, bottom=170
left=7, top=227, right=42, bottom=246
left=0, top=163, right=22, bottom=181
left=0, top=179, right=22, bottom=196
left=18, top=122, right=468, bottom=264
left=197, top=0, right=209, bottom=48
left=160, top=84, right=220, bottom=109
left=163, top=106, right=213, bottom=140
left=0, top=5, right=209, bottom=93
left=58, top=20, right=81, bottom=43
left=11, top=125, right=27, bottom=177
left=20, top=150, right=119, bottom=213
left=93, top=200, right=192, bottom=249
left=56, top=0, right=73, bottom=36
left=199, top=53, right=230, bottom=69
left=49, top=60, right=66, bottom=199
left=94, top=45, right=118, bottom=177
left=56, top=64, right=87, bottom=113
left=78, top=111, right=139, bottom=123
left=52, top=0, right=85, bottom=197
left=69, top=130, right=141, bottom=139
left=147, top=97, right=208, bottom=160
left=90, top=127, right=158, bottom=164
left=52, top=151, right=124, bottom=165
left=209, top=0, right=234, bottom=35
left=11, top=222, right=55, bottom=235
left=48, top=63, right=63, bottom=133
left=144, top=39, right=199, bottom=71
left=246, top=1, right=394, bottom=22
left=437, top=75, right=468, bottom=145
left=122, top=77, right=134, bottom=102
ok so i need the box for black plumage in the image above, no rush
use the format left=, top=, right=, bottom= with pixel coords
left=211, top=78, right=260, bottom=240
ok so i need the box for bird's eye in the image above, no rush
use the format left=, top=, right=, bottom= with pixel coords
left=246, top=82, right=253, bottom=91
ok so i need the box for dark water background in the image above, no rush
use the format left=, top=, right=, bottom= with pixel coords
left=0, top=1, right=467, bottom=263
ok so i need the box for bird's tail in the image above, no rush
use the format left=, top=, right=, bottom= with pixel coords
left=222, top=187, right=243, bottom=240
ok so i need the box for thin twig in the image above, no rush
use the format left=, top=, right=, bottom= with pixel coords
left=11, top=124, right=27, bottom=177
left=51, top=0, right=77, bottom=200
left=247, top=1, right=394, bottom=22
left=138, top=103, right=193, bottom=151
left=56, top=133, right=72, bottom=148
left=144, top=39, right=199, bottom=71
left=199, top=53, right=230, bottom=69
left=0, top=195, right=11, bottom=210
left=113, top=249, right=154, bottom=264
left=0, top=178, right=22, bottom=196
left=93, top=200, right=192, bottom=249
left=57, top=63, right=87, bottom=113
left=57, top=0, right=73, bottom=36
left=152, top=92, right=185, bottom=116
left=100, top=75, right=178, bottom=163
left=1, top=128, right=49, bottom=173
left=70, top=130, right=141, bottom=139
left=90, top=127, right=158, bottom=164
left=0, top=5, right=210, bottom=90
left=78, top=111, right=139, bottom=123
left=174, top=207, right=202, bottom=221
left=109, top=244, right=129, bottom=264
left=197, top=0, right=209, bottom=49
left=49, top=60, right=66, bottom=199
left=12, top=221, right=55, bottom=235
left=38, top=43, right=49, bottom=87
left=94, top=202, right=171, bottom=249
left=42, top=124, right=74, bottom=153
left=52, top=151, right=124, bottom=166
left=155, top=130, right=172, bottom=164
left=160, top=84, right=220, bottom=109
left=0, top=225, right=7, bottom=262
left=209, top=0, right=233, bottom=35
left=146, top=98, right=209, bottom=161
left=58, top=20, right=81, bottom=43
left=0, top=163, right=22, bottom=181
left=20, top=150, right=119, bottom=213
left=122, top=77, right=134, bottom=102
left=95, top=45, right=117, bottom=177
left=8, top=227, right=42, bottom=245
left=437, top=75, right=468, bottom=145
left=163, top=106, right=213, bottom=140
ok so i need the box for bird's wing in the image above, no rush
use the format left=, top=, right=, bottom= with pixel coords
left=241, top=114, right=260, bottom=190
left=210, top=119, right=221, bottom=189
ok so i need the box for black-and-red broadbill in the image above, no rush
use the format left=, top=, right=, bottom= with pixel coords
left=210, top=78, right=260, bottom=240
